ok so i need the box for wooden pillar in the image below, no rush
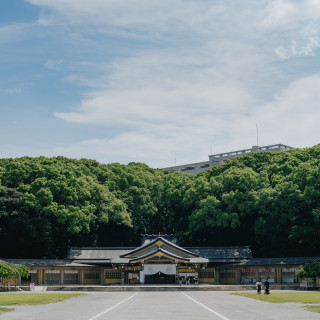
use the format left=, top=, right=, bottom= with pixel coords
left=279, top=268, right=282, bottom=283
left=60, top=270, right=64, bottom=285
left=79, top=270, right=84, bottom=285
left=121, top=269, right=125, bottom=285
left=100, top=269, right=105, bottom=285
left=214, top=268, right=219, bottom=284
left=237, top=269, right=242, bottom=284
left=235, top=268, right=239, bottom=284
left=37, top=270, right=41, bottom=285
left=42, top=270, right=46, bottom=285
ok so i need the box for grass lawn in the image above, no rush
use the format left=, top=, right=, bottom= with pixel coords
left=304, top=305, right=320, bottom=313
left=0, top=307, right=15, bottom=314
left=231, top=292, right=320, bottom=313
left=232, top=291, right=320, bottom=304
left=0, top=293, right=84, bottom=306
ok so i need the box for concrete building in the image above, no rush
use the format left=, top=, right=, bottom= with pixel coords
left=164, top=144, right=294, bottom=174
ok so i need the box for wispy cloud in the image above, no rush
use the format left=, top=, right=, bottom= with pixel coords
left=254, top=74, right=320, bottom=147
left=4, top=82, right=32, bottom=95
left=274, top=25, right=320, bottom=59
left=54, top=48, right=258, bottom=127
left=44, top=59, right=64, bottom=69
left=53, top=73, right=320, bottom=167
left=0, top=22, right=36, bottom=44
left=6, top=88, right=22, bottom=94
left=4, top=0, right=318, bottom=167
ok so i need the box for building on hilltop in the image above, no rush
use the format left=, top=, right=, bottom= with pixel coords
left=164, top=143, right=294, bottom=174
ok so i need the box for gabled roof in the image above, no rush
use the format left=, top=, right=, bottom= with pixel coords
left=121, top=237, right=198, bottom=259
left=129, top=248, right=190, bottom=263
left=65, top=243, right=251, bottom=264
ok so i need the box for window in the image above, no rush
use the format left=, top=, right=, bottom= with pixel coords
left=199, top=270, right=214, bottom=278
left=220, top=272, right=235, bottom=279
left=105, top=270, right=121, bottom=279
left=84, top=271, right=100, bottom=279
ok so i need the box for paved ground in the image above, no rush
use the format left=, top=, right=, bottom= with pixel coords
left=1, top=291, right=320, bottom=320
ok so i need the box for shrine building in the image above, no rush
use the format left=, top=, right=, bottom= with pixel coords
left=2, top=234, right=319, bottom=286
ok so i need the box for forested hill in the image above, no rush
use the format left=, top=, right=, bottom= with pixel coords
left=1, top=145, right=320, bottom=259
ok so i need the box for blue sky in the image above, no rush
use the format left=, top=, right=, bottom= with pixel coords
left=1, top=0, right=320, bottom=168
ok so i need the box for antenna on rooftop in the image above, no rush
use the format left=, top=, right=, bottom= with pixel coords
left=175, top=152, right=176, bottom=166
left=256, top=123, right=259, bottom=146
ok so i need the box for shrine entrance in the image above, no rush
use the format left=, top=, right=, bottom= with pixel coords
left=139, top=264, right=176, bottom=284
left=144, top=272, right=175, bottom=284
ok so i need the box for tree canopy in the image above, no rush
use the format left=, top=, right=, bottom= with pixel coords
left=296, top=261, right=320, bottom=284
left=1, top=145, right=320, bottom=258
left=0, top=262, right=30, bottom=289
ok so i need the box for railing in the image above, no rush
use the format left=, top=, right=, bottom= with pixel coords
left=300, top=282, right=320, bottom=290
left=63, top=280, right=78, bottom=284
left=210, top=144, right=292, bottom=159
left=45, top=280, right=60, bottom=285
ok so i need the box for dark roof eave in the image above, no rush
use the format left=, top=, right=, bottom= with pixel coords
left=121, top=237, right=198, bottom=258
left=219, top=256, right=320, bottom=267
left=129, top=248, right=190, bottom=263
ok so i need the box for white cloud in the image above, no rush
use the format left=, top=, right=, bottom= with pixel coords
left=274, top=26, right=320, bottom=59
left=4, top=82, right=32, bottom=95
left=54, top=49, right=258, bottom=128
left=254, top=74, right=320, bottom=148
left=275, top=39, right=319, bottom=59
left=51, top=122, right=234, bottom=168
left=261, top=0, right=320, bottom=29
left=52, top=73, right=320, bottom=167
left=0, top=22, right=36, bottom=44
left=6, top=88, right=22, bottom=94
left=17, top=0, right=320, bottom=167
left=260, top=1, right=320, bottom=60
left=44, top=59, right=64, bottom=69
left=27, top=0, right=219, bottom=32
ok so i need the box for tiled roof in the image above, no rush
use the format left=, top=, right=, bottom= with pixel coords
left=128, top=248, right=193, bottom=263
left=66, top=245, right=251, bottom=262
left=224, top=256, right=320, bottom=267
left=186, top=246, right=252, bottom=260
left=121, top=237, right=198, bottom=258
left=67, top=248, right=134, bottom=260
left=1, top=259, right=94, bottom=267
left=189, top=257, right=210, bottom=264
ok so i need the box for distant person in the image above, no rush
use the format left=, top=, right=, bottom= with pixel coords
left=186, top=277, right=190, bottom=286
left=178, top=276, right=182, bottom=286
left=256, top=279, right=263, bottom=294
left=264, top=278, right=270, bottom=295
left=194, top=276, right=199, bottom=285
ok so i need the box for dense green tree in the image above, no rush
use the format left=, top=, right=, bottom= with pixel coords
left=296, top=261, right=320, bottom=285
left=1, top=145, right=320, bottom=258
left=0, top=262, right=30, bottom=290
